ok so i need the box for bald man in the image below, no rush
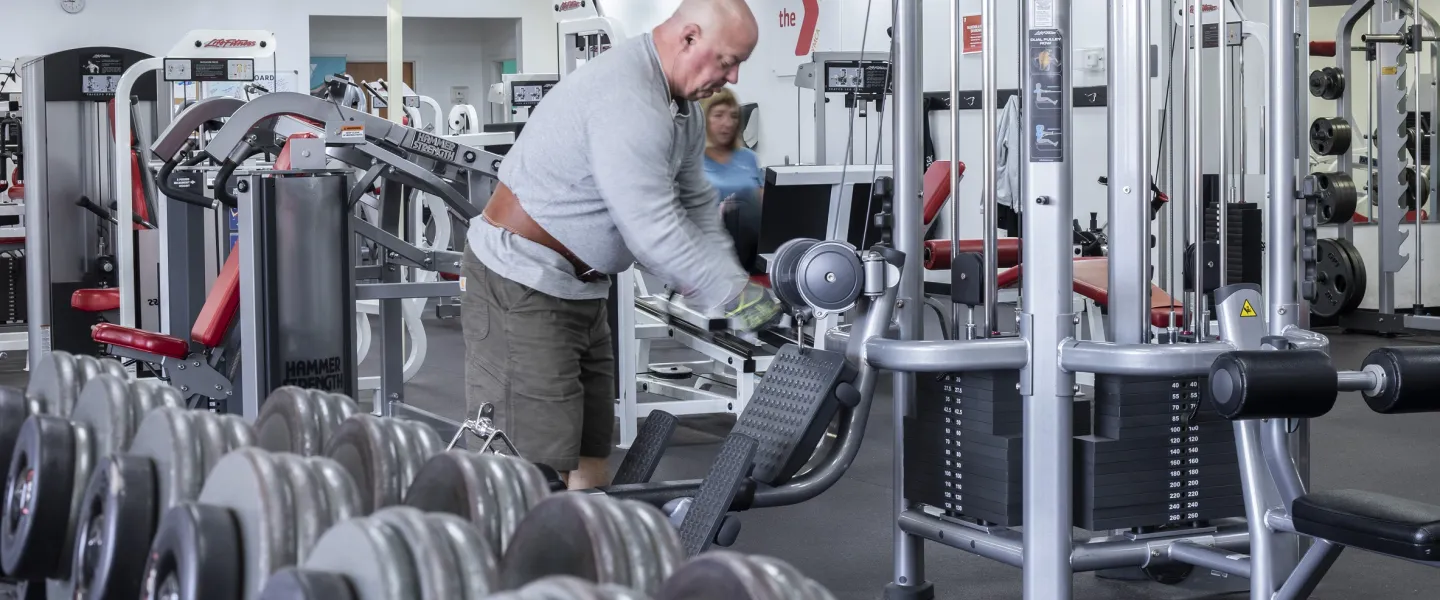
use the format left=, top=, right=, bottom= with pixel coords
left=463, top=0, right=781, bottom=489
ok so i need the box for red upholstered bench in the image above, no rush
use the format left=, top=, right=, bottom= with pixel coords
left=997, top=257, right=1182, bottom=329
left=72, top=288, right=120, bottom=313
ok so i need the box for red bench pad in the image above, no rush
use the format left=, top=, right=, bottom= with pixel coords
left=192, top=243, right=242, bottom=348
left=92, top=323, right=190, bottom=360
left=923, top=160, right=966, bottom=227
left=72, top=288, right=120, bottom=312
left=923, top=238, right=1022, bottom=270
left=997, top=258, right=1182, bottom=328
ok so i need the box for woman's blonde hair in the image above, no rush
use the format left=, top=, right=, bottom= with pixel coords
left=701, top=87, right=743, bottom=150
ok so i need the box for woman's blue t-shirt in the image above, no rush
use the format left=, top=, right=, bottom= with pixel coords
left=703, top=148, right=762, bottom=206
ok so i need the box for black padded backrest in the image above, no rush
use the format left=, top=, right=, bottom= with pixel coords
left=732, top=344, right=854, bottom=486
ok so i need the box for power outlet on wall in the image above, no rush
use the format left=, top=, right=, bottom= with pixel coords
left=1079, top=48, right=1106, bottom=74
left=451, top=86, right=470, bottom=106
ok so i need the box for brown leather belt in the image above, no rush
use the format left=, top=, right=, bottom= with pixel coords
left=482, top=183, right=603, bottom=283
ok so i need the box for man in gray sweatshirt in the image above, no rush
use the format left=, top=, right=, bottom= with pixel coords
left=463, top=0, right=779, bottom=489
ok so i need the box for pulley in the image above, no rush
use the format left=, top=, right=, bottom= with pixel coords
left=794, top=241, right=865, bottom=315
left=768, top=238, right=820, bottom=312
left=1310, top=117, right=1353, bottom=156
left=1312, top=238, right=1367, bottom=319
left=1309, top=172, right=1358, bottom=225
left=1308, top=67, right=1346, bottom=101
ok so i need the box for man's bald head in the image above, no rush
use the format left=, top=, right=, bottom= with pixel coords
left=653, top=0, right=760, bottom=101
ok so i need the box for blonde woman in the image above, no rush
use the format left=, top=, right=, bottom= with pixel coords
left=701, top=87, right=764, bottom=273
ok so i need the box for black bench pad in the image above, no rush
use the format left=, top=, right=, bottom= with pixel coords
left=1293, top=489, right=1440, bottom=561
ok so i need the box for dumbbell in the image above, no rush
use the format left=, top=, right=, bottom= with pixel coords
left=482, top=575, right=647, bottom=600
left=324, top=413, right=445, bottom=512
left=253, top=386, right=360, bottom=456
left=403, top=451, right=552, bottom=556
left=0, top=375, right=183, bottom=588
left=65, top=407, right=256, bottom=600
left=0, top=352, right=129, bottom=498
left=499, top=493, right=683, bottom=595
left=137, top=448, right=363, bottom=600
left=655, top=551, right=837, bottom=600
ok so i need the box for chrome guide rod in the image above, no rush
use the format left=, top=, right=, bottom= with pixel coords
left=1019, top=0, right=1076, bottom=595
left=950, top=0, right=965, bottom=340
left=889, top=0, right=928, bottom=594
left=981, top=0, right=998, bottom=338
left=1269, top=0, right=1299, bottom=334
left=1413, top=13, right=1424, bottom=310
left=1106, top=0, right=1151, bottom=345
left=1189, top=0, right=1205, bottom=339
left=1218, top=0, right=1229, bottom=285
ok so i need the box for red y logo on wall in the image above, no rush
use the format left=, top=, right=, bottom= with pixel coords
left=782, top=0, right=820, bottom=57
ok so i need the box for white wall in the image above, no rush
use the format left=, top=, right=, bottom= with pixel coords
left=0, top=0, right=557, bottom=93
left=310, top=16, right=518, bottom=127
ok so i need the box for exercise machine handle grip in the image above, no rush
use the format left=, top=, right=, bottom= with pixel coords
left=156, top=161, right=217, bottom=209
left=1208, top=350, right=1339, bottom=420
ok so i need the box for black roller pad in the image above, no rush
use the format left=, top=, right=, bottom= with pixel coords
left=1077, top=484, right=1244, bottom=511
left=731, top=345, right=852, bottom=486
left=1362, top=346, right=1440, bottom=414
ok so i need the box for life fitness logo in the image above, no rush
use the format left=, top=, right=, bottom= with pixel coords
left=1186, top=4, right=1219, bottom=13
left=779, top=0, right=820, bottom=57
left=556, top=1, right=585, bottom=12
left=204, top=39, right=258, bottom=49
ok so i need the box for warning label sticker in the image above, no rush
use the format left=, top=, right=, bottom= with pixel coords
left=340, top=125, right=365, bottom=140
left=1240, top=300, right=1258, bottom=318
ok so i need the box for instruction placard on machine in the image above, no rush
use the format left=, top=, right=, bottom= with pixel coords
left=80, top=53, right=125, bottom=96
left=1028, top=28, right=1065, bottom=163
left=164, top=58, right=256, bottom=82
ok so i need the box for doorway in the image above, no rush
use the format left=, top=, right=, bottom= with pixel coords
left=344, top=61, right=415, bottom=120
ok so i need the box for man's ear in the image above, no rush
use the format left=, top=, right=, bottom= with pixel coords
left=681, top=23, right=703, bottom=48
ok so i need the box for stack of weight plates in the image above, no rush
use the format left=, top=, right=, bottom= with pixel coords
left=1075, top=374, right=1243, bottom=531
left=903, top=371, right=1090, bottom=527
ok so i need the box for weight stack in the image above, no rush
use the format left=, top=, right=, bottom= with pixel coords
left=904, top=371, right=1091, bottom=527
left=1204, top=200, right=1262, bottom=288
left=0, top=255, right=24, bottom=325
left=1075, top=374, right=1243, bottom=531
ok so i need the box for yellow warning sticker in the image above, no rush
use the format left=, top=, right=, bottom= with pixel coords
left=1382, top=66, right=1398, bottom=75
left=1240, top=299, right=1258, bottom=318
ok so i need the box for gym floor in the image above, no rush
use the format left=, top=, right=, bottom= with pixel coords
left=10, top=318, right=1439, bottom=599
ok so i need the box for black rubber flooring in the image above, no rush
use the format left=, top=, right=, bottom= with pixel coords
left=10, top=318, right=1440, bottom=599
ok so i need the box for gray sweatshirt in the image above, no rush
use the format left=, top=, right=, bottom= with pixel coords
left=467, top=33, right=747, bottom=310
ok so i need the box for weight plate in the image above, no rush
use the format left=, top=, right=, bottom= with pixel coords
left=275, top=454, right=327, bottom=564
left=405, top=451, right=545, bottom=556
left=494, top=576, right=648, bottom=600
left=192, top=413, right=234, bottom=475
left=1312, top=172, right=1358, bottom=225
left=1310, top=117, right=1353, bottom=156
left=258, top=568, right=358, bottom=600
left=795, top=240, right=864, bottom=314
left=427, top=512, right=498, bottom=600
left=382, top=419, right=429, bottom=504
left=256, top=387, right=323, bottom=456
left=220, top=414, right=258, bottom=452
left=751, top=555, right=835, bottom=600
left=592, top=495, right=649, bottom=592
left=141, top=503, right=242, bottom=600
left=312, top=392, right=358, bottom=448
left=197, top=448, right=297, bottom=600
left=27, top=351, right=79, bottom=418
left=129, top=408, right=203, bottom=511
left=72, top=356, right=104, bottom=393
left=631, top=497, right=683, bottom=586
left=71, top=374, right=133, bottom=460
left=70, top=454, right=156, bottom=600
left=303, top=518, right=417, bottom=600
left=403, top=421, right=443, bottom=465
left=768, top=238, right=820, bottom=310
left=0, top=387, right=30, bottom=513
left=325, top=415, right=399, bottom=514
left=655, top=551, right=771, bottom=600
left=1313, top=238, right=1368, bottom=318
left=307, top=392, right=339, bottom=453
left=149, top=382, right=187, bottom=413
left=57, top=422, right=98, bottom=581
left=95, top=357, right=128, bottom=381
left=500, top=494, right=624, bottom=590
left=309, top=456, right=361, bottom=525
left=370, top=507, right=462, bottom=600
left=0, top=416, right=76, bottom=579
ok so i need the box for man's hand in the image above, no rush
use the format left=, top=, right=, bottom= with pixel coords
left=723, top=281, right=784, bottom=332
